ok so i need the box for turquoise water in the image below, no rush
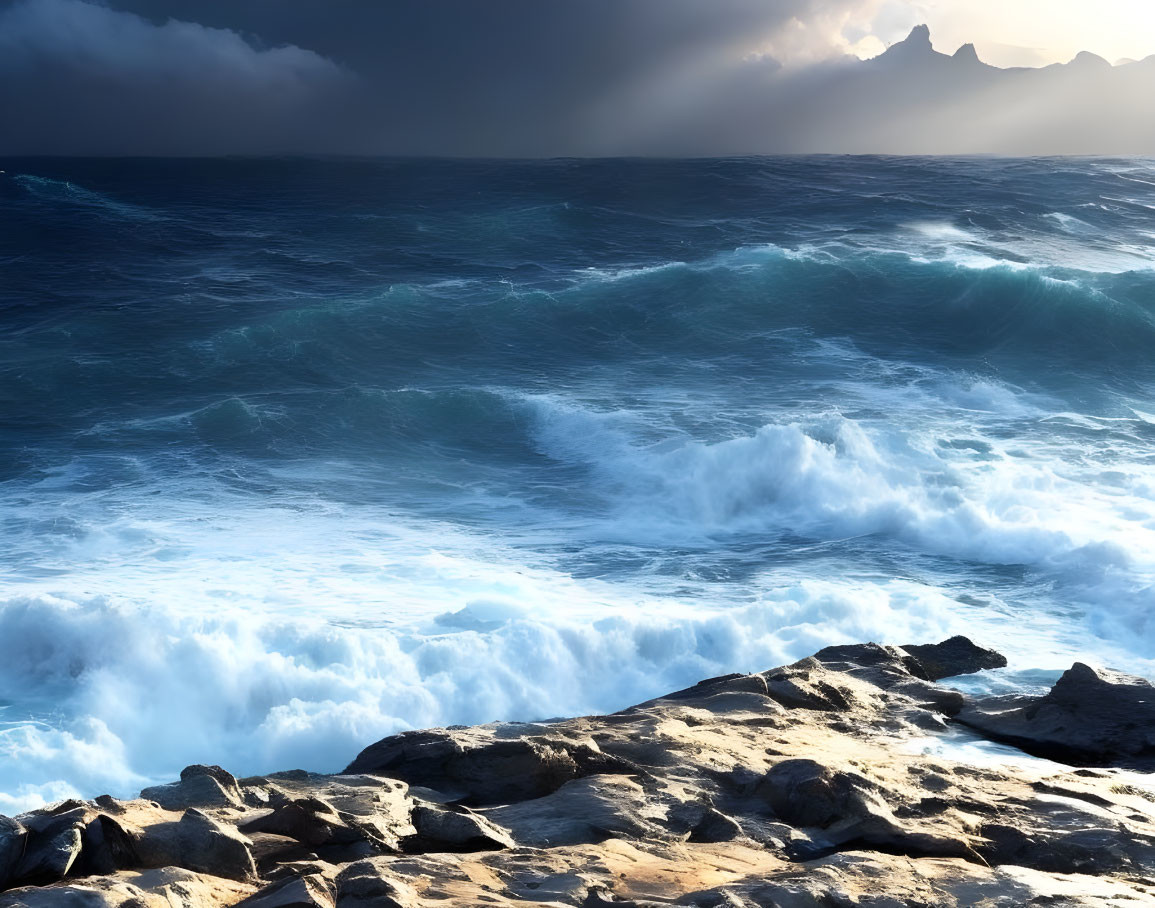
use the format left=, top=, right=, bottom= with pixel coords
left=1, top=156, right=1154, bottom=809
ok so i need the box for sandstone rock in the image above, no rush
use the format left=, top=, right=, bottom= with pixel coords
left=344, top=732, right=635, bottom=805
left=334, top=860, right=416, bottom=908
left=141, top=764, right=245, bottom=811
left=959, top=661, right=1155, bottom=767
left=6, top=639, right=1155, bottom=908
left=807, top=643, right=967, bottom=715
left=136, top=808, right=257, bottom=882
left=755, top=759, right=976, bottom=862
left=407, top=804, right=514, bottom=852
left=246, top=832, right=311, bottom=868
left=246, top=775, right=414, bottom=853
left=240, top=798, right=361, bottom=848
left=488, top=775, right=664, bottom=848
left=77, top=814, right=140, bottom=876
left=236, top=873, right=335, bottom=908
left=0, top=867, right=254, bottom=908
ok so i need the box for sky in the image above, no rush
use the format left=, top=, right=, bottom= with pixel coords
left=0, top=0, right=1153, bottom=156
left=896, top=1, right=1155, bottom=67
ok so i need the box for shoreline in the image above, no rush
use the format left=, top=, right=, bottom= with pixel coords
left=2, top=636, right=1155, bottom=907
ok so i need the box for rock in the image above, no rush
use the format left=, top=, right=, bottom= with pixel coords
left=686, top=807, right=744, bottom=844
left=806, top=643, right=967, bottom=715
left=141, top=764, right=245, bottom=811
left=755, top=760, right=978, bottom=862
left=11, top=818, right=83, bottom=886
left=247, top=831, right=311, bottom=867
left=240, top=797, right=362, bottom=848
left=487, top=775, right=663, bottom=848
left=136, top=808, right=257, bottom=882
left=6, top=640, right=1155, bottom=907
left=334, top=860, right=416, bottom=908
left=0, top=867, right=255, bottom=908
left=407, top=804, right=514, bottom=852
left=77, top=814, right=140, bottom=876
left=958, top=662, right=1155, bottom=767
left=344, top=732, right=635, bottom=805
left=0, top=818, right=26, bottom=890
left=236, top=874, right=335, bottom=908
left=901, top=636, right=1007, bottom=681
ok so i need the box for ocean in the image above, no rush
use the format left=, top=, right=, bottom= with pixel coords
left=1, top=156, right=1154, bottom=811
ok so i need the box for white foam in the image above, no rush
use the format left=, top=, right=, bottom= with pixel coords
left=0, top=576, right=964, bottom=812
left=522, top=389, right=1155, bottom=664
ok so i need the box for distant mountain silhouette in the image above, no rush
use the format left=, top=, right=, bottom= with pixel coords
left=689, top=24, right=1155, bottom=156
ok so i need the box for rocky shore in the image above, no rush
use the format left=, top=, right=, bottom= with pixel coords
left=3, top=637, right=1155, bottom=907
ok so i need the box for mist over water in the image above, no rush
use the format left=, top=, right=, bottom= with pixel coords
left=2, top=156, right=1155, bottom=811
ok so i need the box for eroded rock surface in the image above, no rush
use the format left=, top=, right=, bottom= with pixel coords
left=3, top=638, right=1154, bottom=908
left=959, top=661, right=1155, bottom=768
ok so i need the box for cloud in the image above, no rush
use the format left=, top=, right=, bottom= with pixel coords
left=0, top=0, right=352, bottom=155
left=2, top=1, right=1154, bottom=156
left=0, top=0, right=882, bottom=155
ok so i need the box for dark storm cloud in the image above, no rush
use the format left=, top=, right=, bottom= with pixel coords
left=0, top=0, right=356, bottom=155
left=1, top=0, right=1153, bottom=156
left=1, top=0, right=853, bottom=155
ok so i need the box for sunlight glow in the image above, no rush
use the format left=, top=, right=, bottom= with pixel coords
left=884, top=0, right=1155, bottom=67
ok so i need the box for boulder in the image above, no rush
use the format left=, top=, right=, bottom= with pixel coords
left=136, top=808, right=257, bottom=882
left=0, top=818, right=26, bottom=890
left=141, top=764, right=245, bottom=811
left=901, top=636, right=1007, bottom=680
left=11, top=817, right=83, bottom=886
left=807, top=643, right=968, bottom=715
left=344, top=732, right=635, bottom=806
left=958, top=662, right=1155, bottom=767
left=240, top=797, right=361, bottom=848
left=77, top=814, right=140, bottom=876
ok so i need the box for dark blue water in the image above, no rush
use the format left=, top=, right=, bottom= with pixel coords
left=2, top=156, right=1155, bottom=809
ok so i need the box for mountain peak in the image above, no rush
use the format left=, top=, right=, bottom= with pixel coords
left=953, top=43, right=981, bottom=64
left=1070, top=50, right=1111, bottom=68
left=877, top=24, right=935, bottom=61
left=905, top=24, right=932, bottom=48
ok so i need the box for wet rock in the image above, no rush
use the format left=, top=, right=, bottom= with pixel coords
left=901, top=636, right=1007, bottom=681
left=959, top=662, right=1155, bottom=767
